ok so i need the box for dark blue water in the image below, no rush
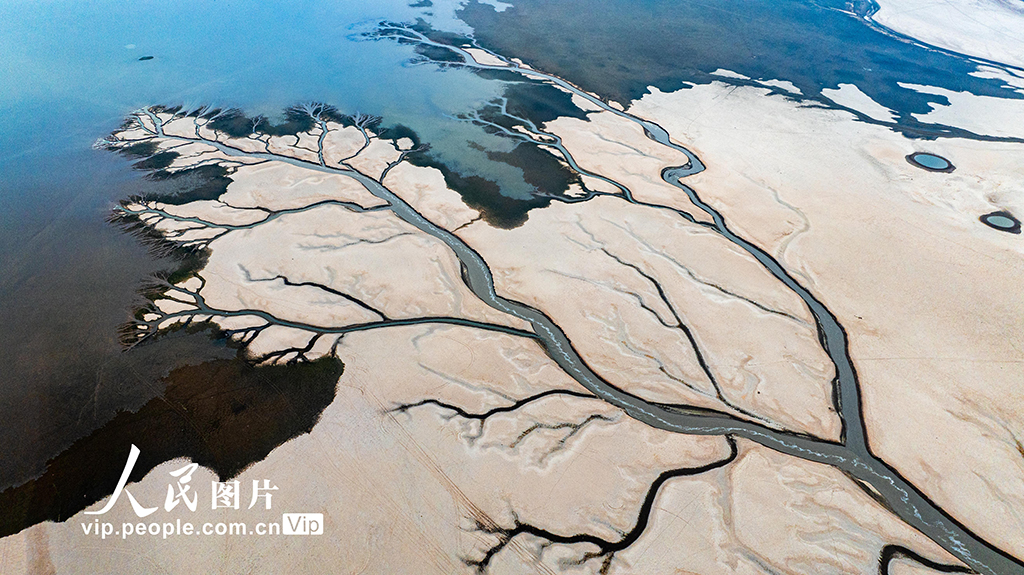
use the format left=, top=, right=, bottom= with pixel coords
left=0, top=0, right=514, bottom=488
left=458, top=0, right=1024, bottom=139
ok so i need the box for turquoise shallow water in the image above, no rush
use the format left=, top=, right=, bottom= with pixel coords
left=909, top=152, right=952, bottom=170
left=0, top=0, right=509, bottom=488
left=981, top=212, right=1021, bottom=233
left=912, top=154, right=950, bottom=170
left=987, top=215, right=1016, bottom=228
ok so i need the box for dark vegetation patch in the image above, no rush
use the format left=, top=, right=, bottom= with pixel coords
left=373, top=20, right=475, bottom=69
left=366, top=24, right=602, bottom=228
left=205, top=104, right=347, bottom=138
left=471, top=67, right=531, bottom=83
left=132, top=150, right=179, bottom=171
left=107, top=131, right=232, bottom=205
left=0, top=103, right=353, bottom=538
left=379, top=123, right=420, bottom=147
left=415, top=43, right=467, bottom=63
left=145, top=164, right=233, bottom=205
left=396, top=85, right=583, bottom=228
left=108, top=209, right=210, bottom=340
left=409, top=0, right=433, bottom=7
left=375, top=20, right=473, bottom=64
left=499, top=81, right=592, bottom=124
left=0, top=353, right=344, bottom=537
left=407, top=150, right=551, bottom=228
left=379, top=120, right=566, bottom=228
left=407, top=18, right=474, bottom=47
left=486, top=143, right=578, bottom=200
left=117, top=140, right=160, bottom=159
left=105, top=137, right=223, bottom=296
left=112, top=211, right=208, bottom=279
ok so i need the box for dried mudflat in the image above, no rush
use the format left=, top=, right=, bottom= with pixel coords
left=0, top=326, right=958, bottom=574
left=2, top=69, right=1021, bottom=573
left=872, top=0, right=1024, bottom=69
left=628, top=80, right=1024, bottom=559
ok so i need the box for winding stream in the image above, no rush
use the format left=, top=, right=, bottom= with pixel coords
left=140, top=61, right=1021, bottom=571
left=380, top=30, right=1024, bottom=574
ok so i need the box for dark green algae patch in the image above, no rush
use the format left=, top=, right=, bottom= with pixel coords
left=391, top=78, right=592, bottom=230
left=395, top=71, right=589, bottom=228
left=205, top=103, right=350, bottom=138
left=0, top=353, right=343, bottom=537
left=405, top=114, right=582, bottom=229
left=134, top=101, right=580, bottom=228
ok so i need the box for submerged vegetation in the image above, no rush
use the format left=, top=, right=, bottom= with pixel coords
left=0, top=354, right=343, bottom=538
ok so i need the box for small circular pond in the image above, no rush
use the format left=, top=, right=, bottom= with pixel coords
left=980, top=211, right=1021, bottom=234
left=906, top=152, right=954, bottom=173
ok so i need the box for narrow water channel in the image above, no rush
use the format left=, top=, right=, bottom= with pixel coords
left=137, top=51, right=1022, bottom=570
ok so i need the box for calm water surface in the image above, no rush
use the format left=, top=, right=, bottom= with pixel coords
left=459, top=0, right=1024, bottom=136
left=0, top=0, right=509, bottom=488
left=2, top=0, right=1020, bottom=489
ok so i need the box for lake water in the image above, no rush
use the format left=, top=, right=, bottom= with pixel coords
left=458, top=0, right=1024, bottom=138
left=908, top=152, right=953, bottom=171
left=1, top=0, right=1020, bottom=493
left=0, top=0, right=512, bottom=489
